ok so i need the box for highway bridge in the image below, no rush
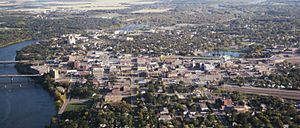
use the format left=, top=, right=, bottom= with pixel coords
left=222, top=85, right=300, bottom=100
left=0, top=74, right=42, bottom=86
left=0, top=60, right=43, bottom=65
left=0, top=79, right=35, bottom=84
left=0, top=82, right=38, bottom=89
left=0, top=74, right=42, bottom=78
left=0, top=60, right=30, bottom=64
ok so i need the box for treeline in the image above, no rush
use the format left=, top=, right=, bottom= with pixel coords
left=228, top=92, right=300, bottom=128
left=51, top=102, right=133, bottom=128
left=51, top=90, right=300, bottom=127
left=27, top=17, right=120, bottom=39
left=0, top=13, right=120, bottom=47
left=253, top=62, right=300, bottom=90
left=0, top=29, right=32, bottom=47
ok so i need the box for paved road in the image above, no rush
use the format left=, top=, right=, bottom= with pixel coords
left=58, top=83, right=75, bottom=114
left=58, top=96, right=70, bottom=114
left=222, top=85, right=300, bottom=100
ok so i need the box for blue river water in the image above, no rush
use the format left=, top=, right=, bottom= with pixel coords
left=0, top=40, right=56, bottom=128
left=205, top=51, right=241, bottom=57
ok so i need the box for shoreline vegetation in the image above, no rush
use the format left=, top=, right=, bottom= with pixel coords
left=14, top=40, right=74, bottom=112
left=15, top=53, right=66, bottom=111
left=0, top=38, right=32, bottom=48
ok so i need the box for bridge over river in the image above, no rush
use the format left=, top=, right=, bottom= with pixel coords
left=0, top=74, right=42, bottom=77
left=0, top=60, right=44, bottom=84
left=0, top=60, right=43, bottom=65
left=0, top=74, right=42, bottom=86
left=0, top=40, right=56, bottom=128
left=0, top=60, right=43, bottom=85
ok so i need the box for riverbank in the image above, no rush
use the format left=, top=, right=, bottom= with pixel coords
left=15, top=63, right=66, bottom=110
left=13, top=39, right=68, bottom=110
left=0, top=40, right=56, bottom=128
left=0, top=38, right=32, bottom=48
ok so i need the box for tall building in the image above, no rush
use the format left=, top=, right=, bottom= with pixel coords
left=50, top=69, right=60, bottom=80
left=67, top=35, right=76, bottom=44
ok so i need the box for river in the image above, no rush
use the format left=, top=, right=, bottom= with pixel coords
left=0, top=40, right=56, bottom=128
left=205, top=51, right=241, bottom=57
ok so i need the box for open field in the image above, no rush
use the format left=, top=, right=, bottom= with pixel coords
left=0, top=38, right=31, bottom=48
left=131, top=8, right=171, bottom=13
left=0, top=0, right=159, bottom=12
left=65, top=103, right=87, bottom=112
left=0, top=27, right=22, bottom=31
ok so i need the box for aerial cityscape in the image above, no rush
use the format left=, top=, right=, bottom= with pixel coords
left=0, top=0, right=300, bottom=127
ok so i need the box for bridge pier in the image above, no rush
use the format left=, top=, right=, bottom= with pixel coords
left=1, top=63, right=8, bottom=67
left=10, top=76, right=13, bottom=84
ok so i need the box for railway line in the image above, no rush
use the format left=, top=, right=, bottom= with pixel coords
left=223, top=85, right=300, bottom=100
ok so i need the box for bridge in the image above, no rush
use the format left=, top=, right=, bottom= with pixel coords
left=0, top=81, right=38, bottom=89
left=0, top=60, right=43, bottom=65
left=0, top=78, right=35, bottom=85
left=0, top=60, right=30, bottom=64
left=0, top=74, right=42, bottom=86
left=0, top=74, right=42, bottom=77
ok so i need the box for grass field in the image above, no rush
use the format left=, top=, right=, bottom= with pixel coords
left=0, top=38, right=32, bottom=48
left=65, top=103, right=88, bottom=111
left=131, top=8, right=171, bottom=13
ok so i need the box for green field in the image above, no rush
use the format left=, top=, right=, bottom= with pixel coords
left=66, top=103, right=88, bottom=111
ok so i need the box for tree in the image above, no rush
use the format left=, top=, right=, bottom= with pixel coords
left=272, top=117, right=284, bottom=128
left=214, top=99, right=223, bottom=109
left=295, top=115, right=300, bottom=125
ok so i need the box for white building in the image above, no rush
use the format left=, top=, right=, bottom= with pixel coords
left=67, top=35, right=76, bottom=44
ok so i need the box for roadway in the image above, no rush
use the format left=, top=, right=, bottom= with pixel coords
left=0, top=60, right=44, bottom=65
left=0, top=74, right=42, bottom=77
left=0, top=60, right=30, bottom=64
left=58, top=96, right=71, bottom=114
left=222, top=85, right=300, bottom=100
left=58, top=83, right=74, bottom=114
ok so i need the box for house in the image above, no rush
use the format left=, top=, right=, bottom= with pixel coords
left=261, top=104, right=267, bottom=112
left=273, top=45, right=286, bottom=51
left=161, top=55, right=178, bottom=64
left=50, top=68, right=60, bottom=80
left=160, top=107, right=170, bottom=115
left=137, top=65, right=147, bottom=71
left=148, top=71, right=161, bottom=77
left=56, top=86, right=65, bottom=93
left=66, top=35, right=76, bottom=44
left=93, top=67, right=104, bottom=78
left=223, top=99, right=232, bottom=106
left=200, top=103, right=209, bottom=112
left=126, top=37, right=134, bottom=41
left=234, top=105, right=251, bottom=113
left=176, top=93, right=186, bottom=100
left=104, top=94, right=123, bottom=102
left=167, top=71, right=179, bottom=78
left=158, top=115, right=172, bottom=121
left=203, top=64, right=215, bottom=71
left=137, top=57, right=148, bottom=65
